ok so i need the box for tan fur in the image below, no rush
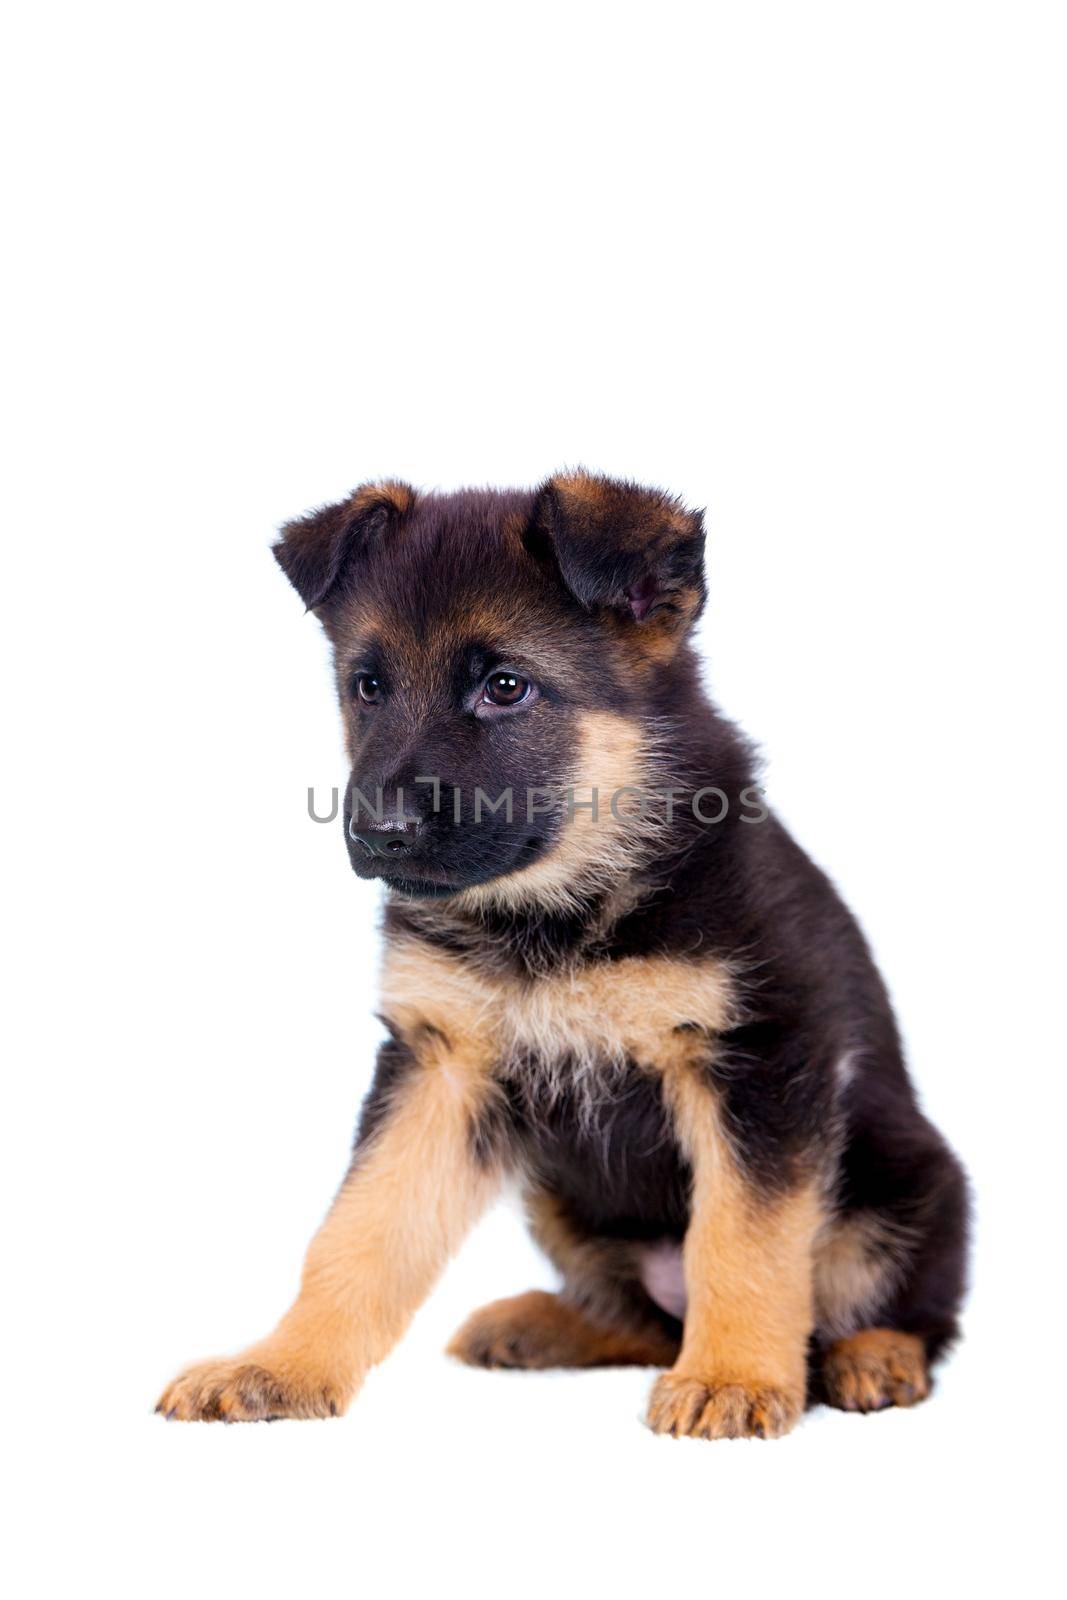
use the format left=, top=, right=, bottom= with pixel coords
left=603, top=597, right=704, bottom=667
left=822, top=1327, right=929, bottom=1411
left=157, top=1031, right=503, bottom=1421
left=646, top=1065, right=822, bottom=1439
left=548, top=471, right=612, bottom=511
left=447, top=1289, right=678, bottom=1369
left=348, top=479, right=415, bottom=519
left=380, top=932, right=736, bottom=1082
left=549, top=470, right=693, bottom=539
left=813, top=1209, right=915, bottom=1338
left=457, top=710, right=665, bottom=916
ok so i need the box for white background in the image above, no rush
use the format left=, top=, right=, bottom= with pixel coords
left=4, top=2, right=1064, bottom=1595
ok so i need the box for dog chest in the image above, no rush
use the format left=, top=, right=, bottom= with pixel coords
left=380, top=936, right=735, bottom=1072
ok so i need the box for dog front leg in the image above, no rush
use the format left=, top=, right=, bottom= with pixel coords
left=158, top=1030, right=504, bottom=1421
left=647, top=1069, right=821, bottom=1440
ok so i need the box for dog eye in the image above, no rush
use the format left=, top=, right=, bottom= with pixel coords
left=355, top=673, right=382, bottom=705
left=483, top=671, right=531, bottom=707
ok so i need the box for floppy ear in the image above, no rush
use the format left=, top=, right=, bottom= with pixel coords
left=273, top=480, right=415, bottom=611
left=531, top=471, right=706, bottom=645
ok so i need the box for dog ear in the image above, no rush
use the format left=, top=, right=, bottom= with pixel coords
left=273, top=481, right=415, bottom=611
left=530, top=471, right=706, bottom=646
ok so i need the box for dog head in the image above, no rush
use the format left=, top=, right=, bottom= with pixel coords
left=274, top=471, right=706, bottom=906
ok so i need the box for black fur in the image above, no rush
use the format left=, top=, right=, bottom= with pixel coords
left=353, top=1021, right=420, bottom=1150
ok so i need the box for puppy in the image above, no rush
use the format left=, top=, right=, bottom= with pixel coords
left=158, top=472, right=968, bottom=1437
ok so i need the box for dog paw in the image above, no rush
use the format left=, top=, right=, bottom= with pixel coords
left=448, top=1297, right=554, bottom=1369
left=156, top=1355, right=346, bottom=1422
left=821, top=1328, right=929, bottom=1413
left=646, top=1373, right=802, bottom=1439
left=448, top=1290, right=680, bottom=1370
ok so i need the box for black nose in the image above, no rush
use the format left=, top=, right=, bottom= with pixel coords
left=348, top=815, right=423, bottom=858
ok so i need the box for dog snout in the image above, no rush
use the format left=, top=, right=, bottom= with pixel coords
left=348, top=812, right=424, bottom=858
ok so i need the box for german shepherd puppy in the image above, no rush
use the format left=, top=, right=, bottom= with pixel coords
left=158, top=472, right=968, bottom=1438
